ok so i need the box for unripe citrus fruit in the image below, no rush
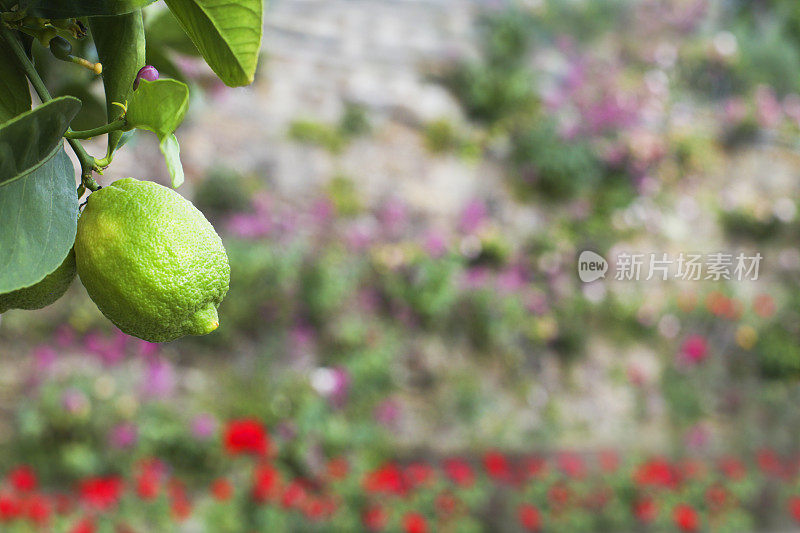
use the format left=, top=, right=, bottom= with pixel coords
left=75, top=178, right=230, bottom=342
left=0, top=249, right=76, bottom=313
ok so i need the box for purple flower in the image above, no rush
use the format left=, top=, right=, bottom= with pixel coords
left=496, top=265, right=527, bottom=292
left=459, top=200, right=487, bottom=234
left=140, top=356, right=175, bottom=398
left=109, top=422, right=138, bottom=449
left=33, top=346, right=57, bottom=373
left=137, top=340, right=160, bottom=357
left=378, top=197, right=408, bottom=235
left=374, top=399, right=401, bottom=427
left=310, top=198, right=334, bottom=226
left=423, top=231, right=448, bottom=258
left=61, top=388, right=89, bottom=416
left=227, top=213, right=271, bottom=239
left=191, top=413, right=217, bottom=440
left=133, top=65, right=159, bottom=90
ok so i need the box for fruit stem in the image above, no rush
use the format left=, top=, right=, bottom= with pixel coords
left=1, top=23, right=101, bottom=191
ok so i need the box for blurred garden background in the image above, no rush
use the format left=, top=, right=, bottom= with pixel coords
left=6, top=0, right=800, bottom=530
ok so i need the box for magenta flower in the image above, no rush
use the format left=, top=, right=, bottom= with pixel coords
left=680, top=334, right=709, bottom=364
left=33, top=346, right=57, bottom=373
left=374, top=399, right=401, bottom=428
left=191, top=414, right=217, bottom=440
left=227, top=213, right=271, bottom=239
left=459, top=200, right=487, bottom=234
left=109, top=422, right=138, bottom=449
left=423, top=231, right=448, bottom=258
left=61, top=388, right=89, bottom=415
left=140, top=356, right=175, bottom=398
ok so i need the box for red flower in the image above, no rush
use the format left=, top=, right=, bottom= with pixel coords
left=483, top=451, right=511, bottom=482
left=403, top=512, right=428, bottom=533
left=705, top=484, right=728, bottom=511
left=557, top=452, right=586, bottom=479
left=23, top=494, right=51, bottom=525
left=78, top=477, right=123, bottom=511
left=171, top=497, right=191, bottom=521
left=518, top=503, right=541, bottom=531
left=8, top=466, right=37, bottom=492
left=252, top=464, right=281, bottom=502
left=442, top=458, right=474, bottom=487
left=757, top=448, right=782, bottom=476
left=634, top=497, right=657, bottom=523
left=135, top=464, right=161, bottom=501
left=0, top=492, right=21, bottom=521
left=281, top=480, right=307, bottom=509
left=211, top=478, right=234, bottom=501
left=718, top=456, right=746, bottom=480
left=364, top=463, right=406, bottom=495
left=788, top=495, right=800, bottom=523
left=327, top=457, right=349, bottom=480
left=363, top=505, right=387, bottom=532
left=673, top=503, right=699, bottom=532
left=69, top=518, right=96, bottom=533
left=223, top=419, right=270, bottom=456
left=521, top=457, right=547, bottom=480
left=405, top=462, right=434, bottom=489
left=634, top=458, right=675, bottom=488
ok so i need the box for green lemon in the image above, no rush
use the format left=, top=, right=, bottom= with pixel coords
left=75, top=178, right=230, bottom=342
left=0, top=249, right=76, bottom=313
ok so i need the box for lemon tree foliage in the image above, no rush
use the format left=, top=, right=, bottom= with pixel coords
left=0, top=96, right=80, bottom=185
left=0, top=147, right=77, bottom=294
left=0, top=0, right=264, bottom=341
left=163, top=0, right=263, bottom=86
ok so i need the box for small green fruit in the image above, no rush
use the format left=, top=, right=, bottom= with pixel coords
left=0, top=249, right=76, bottom=313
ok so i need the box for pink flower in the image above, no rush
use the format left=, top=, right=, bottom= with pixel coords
left=423, top=231, right=448, bottom=258
left=680, top=334, right=708, bottom=364
left=374, top=399, right=400, bottom=427
left=140, top=357, right=175, bottom=398
left=459, top=200, right=487, bottom=234
left=109, top=423, right=138, bottom=449
left=191, top=414, right=217, bottom=440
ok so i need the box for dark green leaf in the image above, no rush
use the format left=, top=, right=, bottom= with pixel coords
left=163, top=0, right=263, bottom=87
left=126, top=78, right=188, bottom=138
left=159, top=133, right=184, bottom=187
left=90, top=10, right=145, bottom=157
left=0, top=34, right=31, bottom=123
left=7, top=0, right=157, bottom=17
left=0, top=146, right=77, bottom=293
left=0, top=96, right=81, bottom=187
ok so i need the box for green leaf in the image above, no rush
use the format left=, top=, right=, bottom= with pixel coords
left=159, top=133, right=184, bottom=188
left=0, top=96, right=81, bottom=187
left=7, top=0, right=157, bottom=17
left=126, top=78, right=189, bottom=138
left=0, top=146, right=77, bottom=293
left=0, top=34, right=31, bottom=123
left=163, top=0, right=263, bottom=87
left=126, top=79, right=188, bottom=188
left=89, top=10, right=146, bottom=157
